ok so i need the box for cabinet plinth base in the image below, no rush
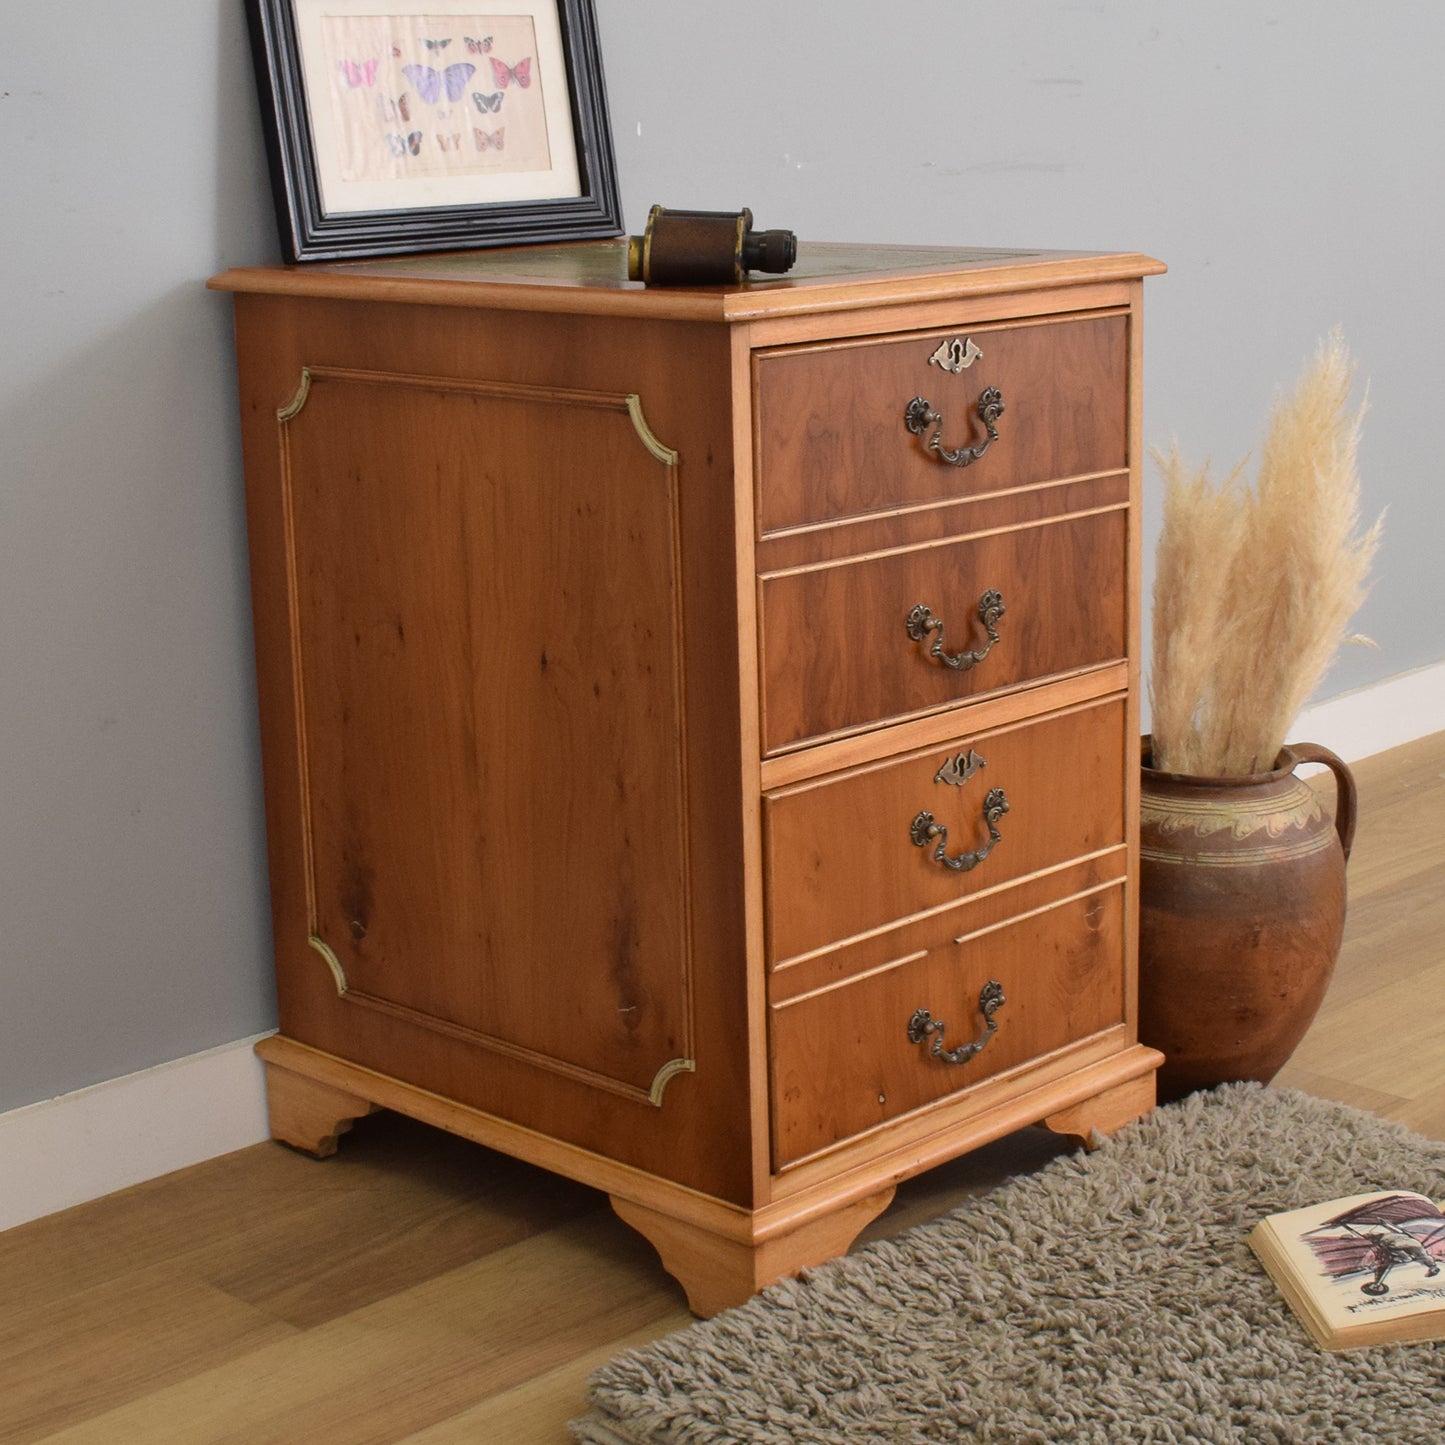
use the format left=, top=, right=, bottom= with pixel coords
left=610, top=1188, right=896, bottom=1319
left=252, top=1035, right=1161, bottom=1317
left=260, top=1050, right=377, bottom=1157
left=1042, top=1068, right=1160, bottom=1150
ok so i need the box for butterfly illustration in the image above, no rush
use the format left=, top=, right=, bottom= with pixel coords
left=464, top=35, right=492, bottom=53
left=490, top=56, right=532, bottom=88
left=423, top=38, right=452, bottom=51
left=386, top=131, right=423, bottom=156
left=379, top=93, right=411, bottom=123
left=338, top=58, right=379, bottom=88
left=472, top=91, right=503, bottom=113
left=436, top=132, right=462, bottom=151
left=402, top=62, right=475, bottom=105
left=473, top=127, right=505, bottom=150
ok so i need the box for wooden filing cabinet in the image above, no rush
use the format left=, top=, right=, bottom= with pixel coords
left=211, top=240, right=1165, bottom=1316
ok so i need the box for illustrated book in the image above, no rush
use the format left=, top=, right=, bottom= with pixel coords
left=1249, top=1189, right=1445, bottom=1350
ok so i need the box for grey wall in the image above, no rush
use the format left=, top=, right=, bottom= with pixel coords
left=2, top=2, right=1440, bottom=1114
left=2, top=4, right=280, bottom=1114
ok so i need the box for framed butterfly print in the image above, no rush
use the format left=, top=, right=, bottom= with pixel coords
left=244, top=0, right=623, bottom=261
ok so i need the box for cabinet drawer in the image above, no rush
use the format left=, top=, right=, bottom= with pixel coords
left=763, top=697, right=1126, bottom=968
left=769, top=882, right=1126, bottom=1168
left=759, top=506, right=1126, bottom=754
left=754, top=312, right=1127, bottom=535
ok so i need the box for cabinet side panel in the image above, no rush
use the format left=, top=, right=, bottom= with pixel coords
left=230, top=295, right=756, bottom=1203
left=281, top=370, right=691, bottom=1100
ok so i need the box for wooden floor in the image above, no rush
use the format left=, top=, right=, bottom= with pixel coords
left=4, top=732, right=1442, bottom=1444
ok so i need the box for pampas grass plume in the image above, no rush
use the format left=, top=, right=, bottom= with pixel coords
left=1149, top=330, right=1382, bottom=775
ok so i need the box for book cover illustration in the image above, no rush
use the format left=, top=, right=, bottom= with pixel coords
left=1300, top=1192, right=1445, bottom=1301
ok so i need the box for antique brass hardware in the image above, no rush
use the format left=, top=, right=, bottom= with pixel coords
left=905, top=590, right=1006, bottom=672
left=904, top=386, right=1005, bottom=467
left=910, top=787, right=1009, bottom=873
left=907, top=980, right=1006, bottom=1066
left=928, top=336, right=983, bottom=373
left=934, top=747, right=986, bottom=788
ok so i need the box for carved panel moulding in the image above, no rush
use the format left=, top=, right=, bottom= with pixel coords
left=278, top=366, right=694, bottom=1106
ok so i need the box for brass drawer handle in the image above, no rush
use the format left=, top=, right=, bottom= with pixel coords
left=906, top=591, right=1006, bottom=672
left=908, top=980, right=1006, bottom=1066
left=910, top=787, right=1009, bottom=873
left=904, top=387, right=1006, bottom=467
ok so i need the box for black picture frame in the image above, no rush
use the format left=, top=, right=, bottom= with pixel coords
left=244, top=0, right=623, bottom=262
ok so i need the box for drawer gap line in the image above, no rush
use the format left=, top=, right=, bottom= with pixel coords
left=768, top=843, right=1129, bottom=974
left=757, top=468, right=1129, bottom=544
left=759, top=501, right=1132, bottom=580
left=769, top=950, right=931, bottom=1011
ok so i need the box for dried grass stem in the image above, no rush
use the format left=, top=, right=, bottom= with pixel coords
left=1149, top=331, right=1382, bottom=776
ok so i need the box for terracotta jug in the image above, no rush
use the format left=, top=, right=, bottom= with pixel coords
left=1137, top=738, right=1357, bottom=1103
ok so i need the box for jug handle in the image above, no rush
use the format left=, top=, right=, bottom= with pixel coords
left=1288, top=742, right=1358, bottom=862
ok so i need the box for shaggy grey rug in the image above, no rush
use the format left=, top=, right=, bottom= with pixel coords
left=571, top=1086, right=1445, bottom=1443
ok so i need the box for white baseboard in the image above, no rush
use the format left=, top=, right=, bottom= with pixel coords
left=1, top=666, right=1440, bottom=1236
left=1294, top=660, right=1445, bottom=761
left=0, top=1032, right=275, bottom=1234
